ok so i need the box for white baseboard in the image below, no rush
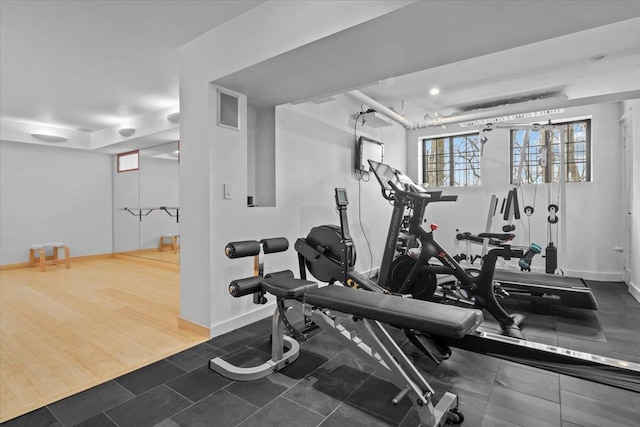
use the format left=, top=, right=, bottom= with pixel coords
left=561, top=269, right=623, bottom=282
left=628, top=281, right=640, bottom=303
left=210, top=303, right=276, bottom=338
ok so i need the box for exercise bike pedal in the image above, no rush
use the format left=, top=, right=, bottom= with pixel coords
left=510, top=313, right=525, bottom=327
left=494, top=285, right=510, bottom=299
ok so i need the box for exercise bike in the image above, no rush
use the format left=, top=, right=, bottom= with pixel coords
left=368, top=160, right=531, bottom=338
left=298, top=163, right=528, bottom=339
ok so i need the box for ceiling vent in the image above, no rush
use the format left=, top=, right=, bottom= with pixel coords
left=456, top=91, right=564, bottom=112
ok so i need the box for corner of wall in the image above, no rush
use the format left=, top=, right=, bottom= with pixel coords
left=209, top=303, right=275, bottom=338
left=629, top=281, right=640, bottom=303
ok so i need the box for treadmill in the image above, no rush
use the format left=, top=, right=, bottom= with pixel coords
left=454, top=231, right=598, bottom=310
left=493, top=269, right=598, bottom=310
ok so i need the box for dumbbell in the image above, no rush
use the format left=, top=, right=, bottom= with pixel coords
left=519, top=242, right=542, bottom=271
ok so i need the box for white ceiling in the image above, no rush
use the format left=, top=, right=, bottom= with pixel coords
left=364, top=17, right=640, bottom=122
left=0, top=0, right=263, bottom=131
left=1, top=0, right=639, bottom=148
left=216, top=1, right=640, bottom=123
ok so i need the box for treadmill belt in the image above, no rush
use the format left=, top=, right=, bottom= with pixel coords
left=495, top=269, right=586, bottom=288
left=493, top=269, right=598, bottom=310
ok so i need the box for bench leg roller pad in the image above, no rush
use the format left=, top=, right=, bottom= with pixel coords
left=209, top=305, right=300, bottom=381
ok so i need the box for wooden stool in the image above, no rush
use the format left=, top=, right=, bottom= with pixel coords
left=159, top=234, right=179, bottom=253
left=29, top=243, right=71, bottom=272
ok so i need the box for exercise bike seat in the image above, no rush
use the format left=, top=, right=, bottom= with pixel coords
left=456, top=231, right=513, bottom=246
left=477, top=232, right=515, bottom=242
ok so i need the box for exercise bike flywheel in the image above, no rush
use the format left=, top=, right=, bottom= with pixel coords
left=304, top=225, right=356, bottom=283
left=389, top=255, right=438, bottom=300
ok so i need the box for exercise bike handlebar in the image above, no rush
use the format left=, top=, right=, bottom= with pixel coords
left=387, top=180, right=458, bottom=204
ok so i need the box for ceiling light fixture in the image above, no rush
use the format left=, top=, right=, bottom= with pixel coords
left=166, top=112, right=180, bottom=123
left=31, top=133, right=68, bottom=143
left=118, top=128, right=136, bottom=137
left=430, top=88, right=440, bottom=95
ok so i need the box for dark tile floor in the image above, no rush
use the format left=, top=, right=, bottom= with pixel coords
left=3, top=280, right=640, bottom=427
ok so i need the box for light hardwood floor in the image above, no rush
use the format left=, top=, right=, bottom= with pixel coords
left=0, top=257, right=208, bottom=422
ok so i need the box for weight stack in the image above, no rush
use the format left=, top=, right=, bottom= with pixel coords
left=545, top=243, right=557, bottom=274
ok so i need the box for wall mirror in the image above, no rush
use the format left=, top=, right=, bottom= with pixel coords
left=113, top=141, right=180, bottom=264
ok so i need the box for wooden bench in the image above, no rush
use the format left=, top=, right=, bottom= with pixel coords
left=159, top=234, right=179, bottom=253
left=29, top=243, right=70, bottom=272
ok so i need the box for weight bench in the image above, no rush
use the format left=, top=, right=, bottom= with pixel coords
left=210, top=238, right=484, bottom=426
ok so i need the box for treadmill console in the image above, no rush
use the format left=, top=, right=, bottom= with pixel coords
left=368, top=159, right=425, bottom=194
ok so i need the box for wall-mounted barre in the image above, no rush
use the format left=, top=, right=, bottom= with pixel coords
left=120, top=207, right=180, bottom=223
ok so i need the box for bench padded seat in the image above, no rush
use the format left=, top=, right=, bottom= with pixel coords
left=262, top=277, right=318, bottom=299
left=305, top=285, right=482, bottom=339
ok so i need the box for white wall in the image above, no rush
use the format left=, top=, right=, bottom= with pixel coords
left=247, top=107, right=257, bottom=202
left=179, top=1, right=411, bottom=331
left=627, top=100, right=640, bottom=300
left=277, top=97, right=407, bottom=275
left=247, top=106, right=276, bottom=207
left=0, top=141, right=112, bottom=264
left=406, top=103, right=624, bottom=280
left=207, top=94, right=406, bottom=335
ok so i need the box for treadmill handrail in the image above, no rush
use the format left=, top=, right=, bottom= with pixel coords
left=388, top=180, right=458, bottom=204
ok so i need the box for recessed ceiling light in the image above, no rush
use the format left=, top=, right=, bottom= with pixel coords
left=430, top=88, right=440, bottom=95
left=31, top=133, right=67, bottom=143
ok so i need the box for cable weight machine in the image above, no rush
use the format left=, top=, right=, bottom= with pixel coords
left=474, top=122, right=597, bottom=310
left=480, top=122, right=567, bottom=273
